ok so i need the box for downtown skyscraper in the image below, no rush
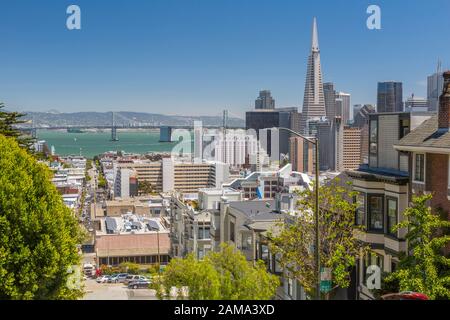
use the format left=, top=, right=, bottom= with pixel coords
left=377, top=81, right=403, bottom=113
left=300, top=17, right=326, bottom=134
left=427, top=70, right=445, bottom=112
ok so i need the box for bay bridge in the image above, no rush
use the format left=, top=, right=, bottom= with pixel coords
left=21, top=110, right=244, bottom=141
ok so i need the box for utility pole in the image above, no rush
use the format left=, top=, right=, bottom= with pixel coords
left=314, top=137, right=320, bottom=300
left=267, top=126, right=321, bottom=300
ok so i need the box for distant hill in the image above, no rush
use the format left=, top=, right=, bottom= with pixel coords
left=20, top=111, right=245, bottom=128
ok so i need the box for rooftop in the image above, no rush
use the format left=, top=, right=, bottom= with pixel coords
left=395, top=115, right=450, bottom=152
left=228, top=200, right=282, bottom=221
left=95, top=233, right=170, bottom=257
left=99, top=214, right=169, bottom=236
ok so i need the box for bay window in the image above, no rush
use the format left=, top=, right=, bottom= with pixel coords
left=386, top=197, right=398, bottom=237
left=368, top=195, right=383, bottom=231
left=355, top=192, right=366, bottom=227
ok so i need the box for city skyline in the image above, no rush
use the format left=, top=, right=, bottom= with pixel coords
left=1, top=0, right=450, bottom=117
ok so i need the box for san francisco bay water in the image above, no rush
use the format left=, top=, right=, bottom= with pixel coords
left=37, top=129, right=185, bottom=158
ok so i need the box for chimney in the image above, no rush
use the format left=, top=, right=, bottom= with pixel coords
left=438, top=71, right=450, bottom=130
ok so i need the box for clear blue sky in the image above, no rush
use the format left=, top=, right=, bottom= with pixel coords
left=0, top=0, right=449, bottom=117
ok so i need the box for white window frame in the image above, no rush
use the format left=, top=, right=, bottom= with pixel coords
left=413, top=153, right=426, bottom=184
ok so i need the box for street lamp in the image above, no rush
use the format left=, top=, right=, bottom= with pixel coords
left=266, top=127, right=320, bottom=300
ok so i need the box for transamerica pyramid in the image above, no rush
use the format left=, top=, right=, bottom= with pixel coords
left=300, top=17, right=326, bottom=134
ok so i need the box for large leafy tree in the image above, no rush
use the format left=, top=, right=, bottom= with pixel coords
left=156, top=244, right=279, bottom=300
left=383, top=194, right=450, bottom=299
left=269, top=178, right=367, bottom=299
left=0, top=134, right=84, bottom=299
left=0, top=102, right=34, bottom=150
left=138, top=180, right=154, bottom=195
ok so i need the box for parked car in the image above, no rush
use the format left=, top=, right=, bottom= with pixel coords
left=109, top=273, right=128, bottom=283
left=124, top=275, right=148, bottom=285
left=107, top=274, right=118, bottom=283
left=96, top=275, right=111, bottom=283
left=381, top=291, right=429, bottom=300
left=128, top=279, right=151, bottom=289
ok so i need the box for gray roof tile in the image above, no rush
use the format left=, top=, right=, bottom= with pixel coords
left=396, top=115, right=450, bottom=150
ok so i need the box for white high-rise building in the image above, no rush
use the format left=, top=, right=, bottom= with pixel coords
left=194, top=122, right=203, bottom=162
left=114, top=168, right=136, bottom=198
left=300, top=17, right=326, bottom=134
left=214, top=131, right=258, bottom=167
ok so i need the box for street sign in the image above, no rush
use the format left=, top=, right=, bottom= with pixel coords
left=320, top=267, right=332, bottom=293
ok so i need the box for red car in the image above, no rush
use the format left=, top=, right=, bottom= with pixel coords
left=381, top=291, right=429, bottom=300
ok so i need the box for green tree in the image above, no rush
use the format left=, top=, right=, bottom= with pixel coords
left=118, top=262, right=140, bottom=274
left=0, top=103, right=34, bottom=150
left=86, top=159, right=93, bottom=171
left=0, top=134, right=85, bottom=299
left=383, top=194, right=450, bottom=299
left=138, top=180, right=154, bottom=195
left=156, top=244, right=279, bottom=300
left=269, top=179, right=367, bottom=299
left=97, top=170, right=107, bottom=189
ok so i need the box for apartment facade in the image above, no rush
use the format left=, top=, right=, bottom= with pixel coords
left=168, top=189, right=242, bottom=259
left=342, top=126, right=362, bottom=170
left=395, top=71, right=450, bottom=215
left=114, top=158, right=229, bottom=196
left=346, top=111, right=431, bottom=300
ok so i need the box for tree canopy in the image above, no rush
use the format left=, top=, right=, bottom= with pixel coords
left=269, top=178, right=367, bottom=299
left=138, top=180, right=154, bottom=195
left=382, top=194, right=450, bottom=299
left=0, top=102, right=34, bottom=150
left=156, top=244, right=280, bottom=300
left=0, top=134, right=84, bottom=299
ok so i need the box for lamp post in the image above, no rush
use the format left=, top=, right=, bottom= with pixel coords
left=266, top=127, right=320, bottom=300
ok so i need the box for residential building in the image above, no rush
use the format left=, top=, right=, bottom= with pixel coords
left=168, top=189, right=242, bottom=259
left=224, top=164, right=310, bottom=200
left=114, top=158, right=229, bottom=195
left=342, top=126, right=361, bottom=170
left=395, top=71, right=450, bottom=214
left=114, top=168, right=138, bottom=199
left=377, top=81, right=403, bottom=113
left=213, top=130, right=258, bottom=167
left=346, top=111, right=432, bottom=300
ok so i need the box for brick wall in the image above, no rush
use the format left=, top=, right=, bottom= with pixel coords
left=426, top=153, right=450, bottom=214
left=438, top=71, right=450, bottom=129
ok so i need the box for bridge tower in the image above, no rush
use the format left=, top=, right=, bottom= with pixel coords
left=111, top=112, right=119, bottom=141
left=31, top=115, right=37, bottom=139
